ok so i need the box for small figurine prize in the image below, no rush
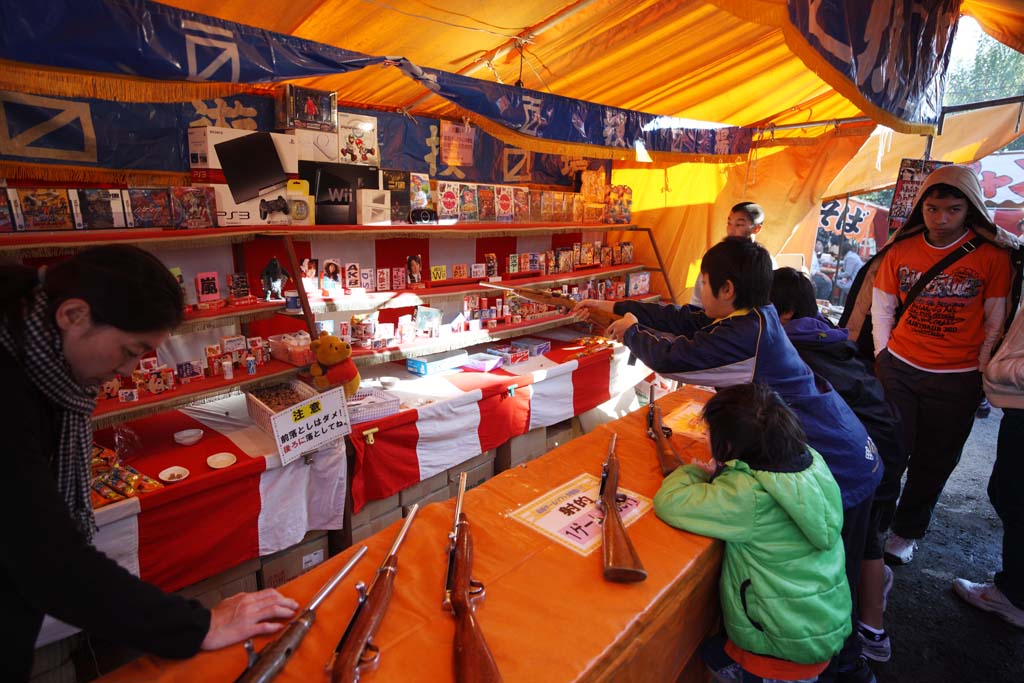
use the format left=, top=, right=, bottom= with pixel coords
left=260, top=257, right=291, bottom=301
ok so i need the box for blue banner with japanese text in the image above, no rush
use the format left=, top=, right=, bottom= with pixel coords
left=0, top=90, right=274, bottom=171
left=353, top=107, right=610, bottom=187
left=0, top=0, right=383, bottom=83
left=400, top=64, right=753, bottom=157
left=787, top=0, right=959, bottom=128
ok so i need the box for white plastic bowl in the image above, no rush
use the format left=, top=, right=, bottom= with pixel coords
left=158, top=466, right=190, bottom=483
left=207, top=452, right=237, bottom=469
left=173, top=428, right=204, bottom=446
left=379, top=376, right=399, bottom=389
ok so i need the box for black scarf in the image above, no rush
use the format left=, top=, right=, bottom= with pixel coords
left=0, top=286, right=97, bottom=540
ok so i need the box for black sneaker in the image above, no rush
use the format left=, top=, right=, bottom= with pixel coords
left=836, top=658, right=878, bottom=683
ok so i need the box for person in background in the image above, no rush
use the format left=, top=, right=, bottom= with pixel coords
left=575, top=237, right=881, bottom=683
left=0, top=246, right=298, bottom=681
left=690, top=201, right=766, bottom=307
left=811, top=239, right=834, bottom=300
left=953, top=299, right=1024, bottom=628
left=655, top=383, right=851, bottom=683
left=871, top=165, right=1013, bottom=566
left=770, top=267, right=904, bottom=666
left=835, top=242, right=864, bottom=306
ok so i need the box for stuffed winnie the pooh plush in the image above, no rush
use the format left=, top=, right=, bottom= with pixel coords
left=309, top=331, right=360, bottom=396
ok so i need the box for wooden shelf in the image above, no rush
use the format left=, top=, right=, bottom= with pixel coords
left=261, top=221, right=614, bottom=241
left=174, top=301, right=285, bottom=335
left=92, top=359, right=300, bottom=430
left=284, top=265, right=646, bottom=314
left=0, top=227, right=260, bottom=255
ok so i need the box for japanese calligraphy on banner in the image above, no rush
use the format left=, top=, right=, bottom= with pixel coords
left=510, top=473, right=651, bottom=557
left=271, top=387, right=351, bottom=466
left=787, top=0, right=958, bottom=130
left=399, top=64, right=753, bottom=158
left=818, top=197, right=887, bottom=239
left=440, top=120, right=476, bottom=166
left=0, top=89, right=273, bottom=171
left=0, top=0, right=384, bottom=83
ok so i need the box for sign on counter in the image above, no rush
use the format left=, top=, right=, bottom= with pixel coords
left=510, top=473, right=651, bottom=557
left=272, top=387, right=351, bottom=466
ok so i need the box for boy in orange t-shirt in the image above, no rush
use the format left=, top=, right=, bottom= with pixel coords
left=872, top=165, right=1012, bottom=566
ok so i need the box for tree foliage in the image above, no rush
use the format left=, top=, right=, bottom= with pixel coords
left=945, top=29, right=1024, bottom=152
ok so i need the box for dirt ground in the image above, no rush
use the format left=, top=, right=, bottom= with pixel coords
left=872, top=407, right=1024, bottom=683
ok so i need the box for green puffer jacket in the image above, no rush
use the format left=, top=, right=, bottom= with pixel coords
left=653, top=449, right=851, bottom=664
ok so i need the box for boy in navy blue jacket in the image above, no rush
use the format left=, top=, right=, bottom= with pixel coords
left=575, top=237, right=882, bottom=683
left=771, top=267, right=904, bottom=666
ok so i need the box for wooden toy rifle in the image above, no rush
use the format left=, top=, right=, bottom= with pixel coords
left=646, top=386, right=686, bottom=476
left=234, top=546, right=368, bottom=683
left=328, top=505, right=419, bottom=683
left=444, top=472, right=502, bottom=683
left=599, top=433, right=648, bottom=583
left=478, top=282, right=621, bottom=328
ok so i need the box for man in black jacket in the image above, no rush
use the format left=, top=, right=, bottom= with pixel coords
left=771, top=267, right=903, bottom=673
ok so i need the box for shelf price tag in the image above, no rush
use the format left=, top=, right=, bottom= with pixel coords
left=509, top=473, right=651, bottom=556
left=271, top=387, right=351, bottom=466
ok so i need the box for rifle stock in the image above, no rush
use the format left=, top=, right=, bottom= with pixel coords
left=647, top=391, right=686, bottom=476
left=447, top=473, right=502, bottom=683
left=600, top=433, right=647, bottom=583
left=329, top=506, right=418, bottom=683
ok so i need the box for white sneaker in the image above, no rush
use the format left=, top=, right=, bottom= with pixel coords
left=952, top=579, right=1024, bottom=628
left=857, top=622, right=892, bottom=662
left=884, top=534, right=917, bottom=565
left=882, top=564, right=894, bottom=612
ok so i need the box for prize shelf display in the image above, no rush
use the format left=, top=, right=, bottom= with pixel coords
left=0, top=220, right=674, bottom=427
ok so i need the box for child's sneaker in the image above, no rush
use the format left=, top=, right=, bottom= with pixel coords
left=884, top=534, right=916, bottom=565
left=836, top=657, right=878, bottom=683
left=857, top=622, right=891, bottom=662
left=952, top=579, right=1024, bottom=628
left=976, top=397, right=992, bottom=418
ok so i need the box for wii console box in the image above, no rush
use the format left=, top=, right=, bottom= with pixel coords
left=188, top=126, right=298, bottom=226
left=298, top=161, right=379, bottom=225
left=356, top=189, right=391, bottom=226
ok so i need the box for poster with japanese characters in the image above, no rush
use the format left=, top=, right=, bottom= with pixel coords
left=888, top=158, right=950, bottom=235
left=271, top=387, right=351, bottom=466
left=510, top=473, right=651, bottom=556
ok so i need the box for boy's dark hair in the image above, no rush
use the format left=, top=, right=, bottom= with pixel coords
left=730, top=201, right=765, bottom=226
left=770, top=267, right=818, bottom=320
left=920, top=182, right=989, bottom=229
left=0, top=245, right=183, bottom=336
left=700, top=236, right=772, bottom=309
left=703, top=383, right=811, bottom=472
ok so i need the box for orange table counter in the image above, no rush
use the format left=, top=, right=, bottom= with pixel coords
left=100, top=388, right=722, bottom=683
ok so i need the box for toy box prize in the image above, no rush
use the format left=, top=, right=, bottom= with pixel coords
left=220, top=335, right=248, bottom=365
left=8, top=188, right=83, bottom=231
left=195, top=271, right=221, bottom=303
left=406, top=349, right=469, bottom=376
left=286, top=179, right=314, bottom=226
left=276, top=84, right=338, bottom=132
left=485, top=344, right=529, bottom=365
left=511, top=337, right=551, bottom=357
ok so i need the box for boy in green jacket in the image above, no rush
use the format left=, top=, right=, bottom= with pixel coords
left=655, top=383, right=851, bottom=682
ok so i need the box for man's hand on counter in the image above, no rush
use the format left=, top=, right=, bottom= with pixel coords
left=604, top=313, right=638, bottom=342
left=200, top=589, right=300, bottom=651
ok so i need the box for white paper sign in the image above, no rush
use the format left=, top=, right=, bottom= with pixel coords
left=271, top=387, right=351, bottom=466
left=509, top=473, right=651, bottom=556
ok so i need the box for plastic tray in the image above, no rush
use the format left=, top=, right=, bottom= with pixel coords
left=346, top=387, right=401, bottom=424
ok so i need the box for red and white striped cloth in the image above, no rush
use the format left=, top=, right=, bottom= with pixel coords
left=37, top=395, right=346, bottom=647
left=349, top=331, right=649, bottom=513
